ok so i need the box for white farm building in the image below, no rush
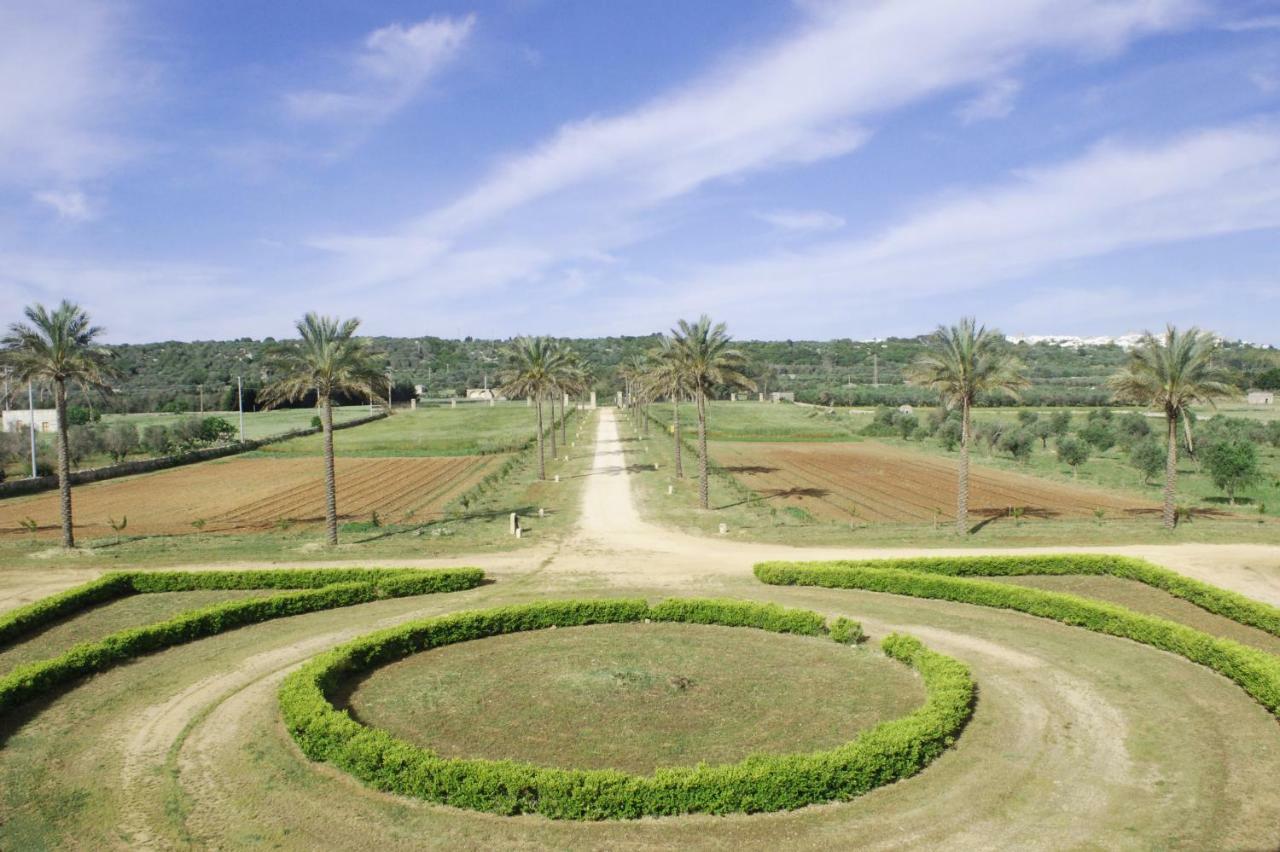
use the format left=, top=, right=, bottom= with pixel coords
left=1, top=409, right=57, bottom=433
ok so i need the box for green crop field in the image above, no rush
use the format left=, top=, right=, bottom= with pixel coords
left=255, top=403, right=544, bottom=457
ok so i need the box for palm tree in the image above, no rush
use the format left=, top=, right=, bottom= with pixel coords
left=907, top=318, right=1028, bottom=534
left=259, top=313, right=385, bottom=545
left=669, top=316, right=755, bottom=509
left=498, top=336, right=565, bottom=480
left=623, top=354, right=656, bottom=437
left=1109, top=326, right=1234, bottom=529
left=1, top=301, right=120, bottom=548
left=552, top=347, right=588, bottom=450
left=643, top=339, right=690, bottom=479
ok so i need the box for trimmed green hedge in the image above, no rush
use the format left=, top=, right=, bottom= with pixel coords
left=0, top=567, right=484, bottom=714
left=767, top=554, right=1280, bottom=638
left=280, top=598, right=974, bottom=820
left=755, top=558, right=1280, bottom=717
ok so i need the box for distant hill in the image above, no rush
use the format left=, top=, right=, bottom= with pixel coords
left=8, top=333, right=1276, bottom=414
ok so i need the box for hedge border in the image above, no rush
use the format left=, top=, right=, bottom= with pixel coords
left=279, top=598, right=974, bottom=820
left=754, top=555, right=1280, bottom=717
left=0, top=567, right=483, bottom=714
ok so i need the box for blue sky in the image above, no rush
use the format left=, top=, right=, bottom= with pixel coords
left=2, top=0, right=1279, bottom=344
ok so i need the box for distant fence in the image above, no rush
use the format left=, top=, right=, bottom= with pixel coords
left=0, top=411, right=388, bottom=500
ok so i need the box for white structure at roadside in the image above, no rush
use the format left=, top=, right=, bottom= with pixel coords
left=465, top=388, right=506, bottom=401
left=1247, top=390, right=1275, bottom=405
left=1, top=409, right=56, bottom=432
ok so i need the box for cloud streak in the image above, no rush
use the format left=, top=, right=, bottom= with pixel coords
left=285, top=15, right=475, bottom=123
left=33, top=189, right=97, bottom=222
left=0, top=0, right=143, bottom=187
left=644, top=122, right=1280, bottom=331
left=312, top=0, right=1201, bottom=298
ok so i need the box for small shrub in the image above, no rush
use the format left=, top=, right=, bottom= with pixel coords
left=829, top=616, right=864, bottom=645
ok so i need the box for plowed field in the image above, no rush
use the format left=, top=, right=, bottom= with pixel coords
left=712, top=441, right=1156, bottom=523
left=0, top=455, right=496, bottom=539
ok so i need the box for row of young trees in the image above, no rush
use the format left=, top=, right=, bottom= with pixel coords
left=495, top=337, right=589, bottom=481
left=617, top=316, right=1239, bottom=535
left=906, top=320, right=1234, bottom=532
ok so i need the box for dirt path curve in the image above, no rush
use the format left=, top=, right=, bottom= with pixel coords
left=548, top=410, right=1280, bottom=602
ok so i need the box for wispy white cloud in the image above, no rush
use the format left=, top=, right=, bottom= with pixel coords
left=645, top=122, right=1280, bottom=327
left=1221, top=15, right=1280, bottom=32
left=957, top=78, right=1022, bottom=122
left=0, top=1, right=144, bottom=187
left=32, top=189, right=97, bottom=222
left=0, top=252, right=240, bottom=341
left=285, top=15, right=475, bottom=122
left=754, top=208, right=845, bottom=231
left=311, top=0, right=1200, bottom=298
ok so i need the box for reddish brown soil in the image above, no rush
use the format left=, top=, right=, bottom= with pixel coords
left=0, top=455, right=496, bottom=539
left=711, top=441, right=1156, bottom=524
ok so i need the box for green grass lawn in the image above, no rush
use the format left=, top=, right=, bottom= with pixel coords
left=101, top=406, right=370, bottom=440
left=0, top=590, right=277, bottom=673
left=255, top=403, right=545, bottom=457
left=3, top=554, right=1279, bottom=847
left=645, top=401, right=862, bottom=442
left=344, top=621, right=923, bottom=774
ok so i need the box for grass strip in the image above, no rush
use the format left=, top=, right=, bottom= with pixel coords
left=0, top=568, right=483, bottom=714
left=754, top=557, right=1280, bottom=716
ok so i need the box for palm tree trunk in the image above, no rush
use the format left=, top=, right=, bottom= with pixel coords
left=322, top=394, right=338, bottom=545
left=55, top=379, right=74, bottom=548
left=1162, top=413, right=1177, bottom=529
left=561, top=393, right=569, bottom=449
left=549, top=393, right=558, bottom=458
left=672, top=398, right=683, bottom=478
left=697, top=391, right=709, bottom=510
left=535, top=395, right=546, bottom=480
left=957, top=398, right=970, bottom=535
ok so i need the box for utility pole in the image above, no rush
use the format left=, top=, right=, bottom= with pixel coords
left=198, top=384, right=204, bottom=414
left=386, top=372, right=393, bottom=414
left=872, top=354, right=879, bottom=388
left=28, top=381, right=37, bottom=478
left=237, top=376, right=245, bottom=443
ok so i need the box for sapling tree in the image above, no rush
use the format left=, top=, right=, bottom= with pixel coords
left=1202, top=438, right=1261, bottom=505
left=1057, top=436, right=1090, bottom=478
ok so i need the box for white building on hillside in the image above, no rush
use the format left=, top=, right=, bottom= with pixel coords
left=2, top=409, right=56, bottom=432
left=1247, top=390, right=1275, bottom=405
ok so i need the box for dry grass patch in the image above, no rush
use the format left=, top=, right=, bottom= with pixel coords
left=344, top=622, right=924, bottom=774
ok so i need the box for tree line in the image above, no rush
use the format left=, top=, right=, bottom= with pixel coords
left=0, top=299, right=1269, bottom=549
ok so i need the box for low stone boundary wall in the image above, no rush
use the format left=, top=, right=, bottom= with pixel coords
left=0, top=411, right=388, bottom=500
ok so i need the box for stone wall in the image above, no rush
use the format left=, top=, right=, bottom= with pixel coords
left=0, top=411, right=388, bottom=499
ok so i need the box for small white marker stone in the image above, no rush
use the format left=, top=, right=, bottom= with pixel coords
left=667, top=485, right=674, bottom=495
left=718, top=523, right=729, bottom=535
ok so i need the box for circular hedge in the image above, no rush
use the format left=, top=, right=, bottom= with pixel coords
left=279, top=597, right=975, bottom=820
